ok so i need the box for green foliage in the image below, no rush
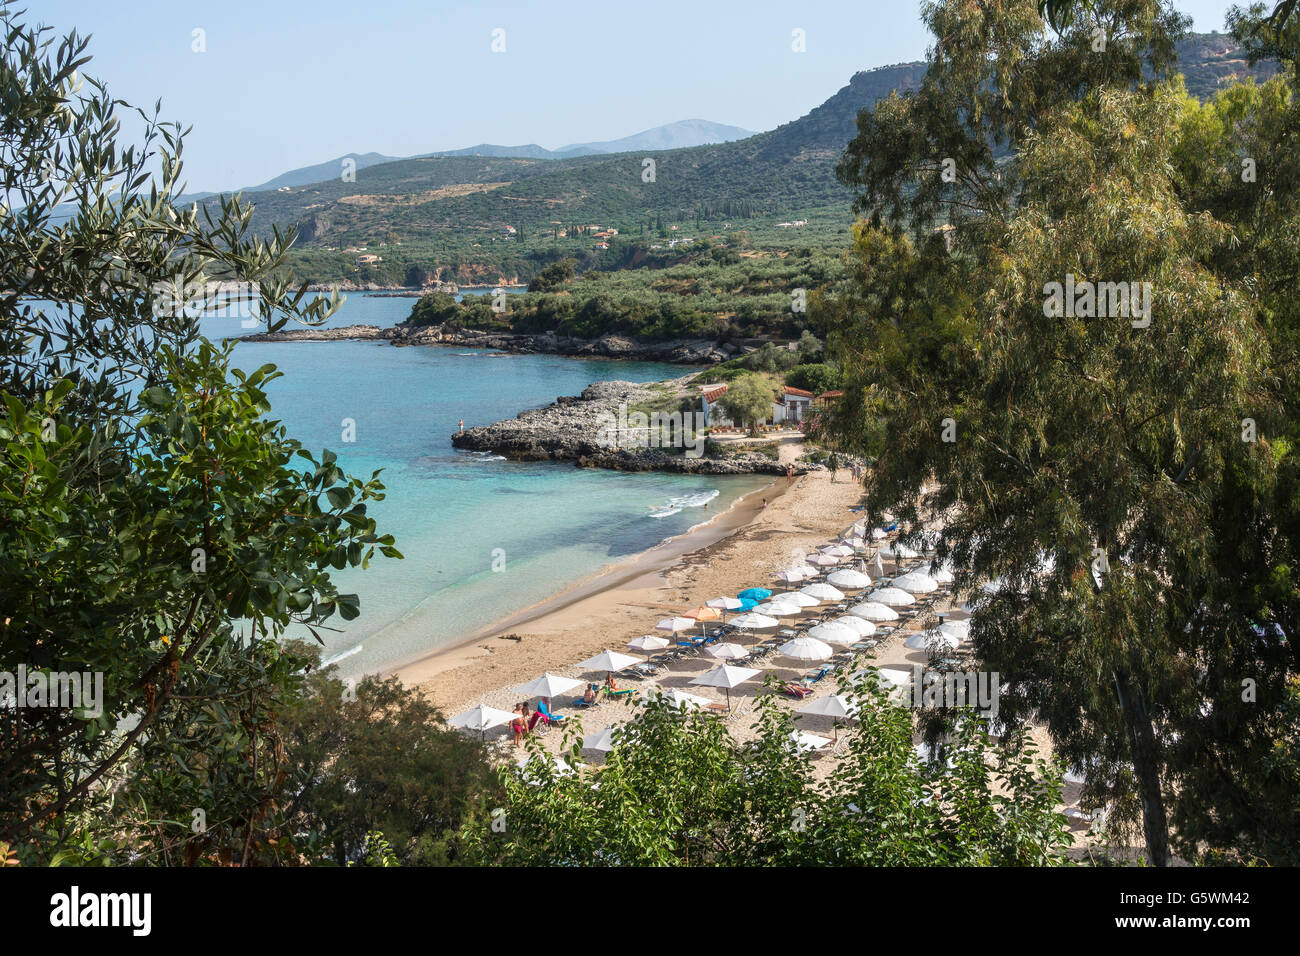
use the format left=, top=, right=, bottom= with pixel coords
left=463, top=675, right=1071, bottom=866
left=825, top=0, right=1300, bottom=865
left=785, top=363, right=841, bottom=395
left=0, top=8, right=399, bottom=863
left=717, top=372, right=777, bottom=432
left=408, top=291, right=461, bottom=326
left=278, top=648, right=499, bottom=866
left=527, top=258, right=576, bottom=292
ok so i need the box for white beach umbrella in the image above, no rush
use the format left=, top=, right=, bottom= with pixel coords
left=706, top=642, right=749, bottom=660
left=929, top=564, right=955, bottom=585
left=578, top=649, right=641, bottom=672
left=516, top=755, right=576, bottom=783
left=449, top=703, right=518, bottom=740
left=832, top=615, right=877, bottom=637
left=873, top=552, right=886, bottom=577
left=904, top=630, right=960, bottom=652
left=851, top=521, right=867, bottom=537
left=937, top=619, right=970, bottom=640
left=581, top=726, right=620, bottom=753
left=800, top=582, right=845, bottom=602
left=798, top=694, right=862, bottom=742
left=753, top=601, right=803, bottom=617
left=866, top=587, right=916, bottom=607
left=799, top=694, right=861, bottom=721
left=806, top=621, right=859, bottom=646
left=655, top=616, right=697, bottom=634
left=841, top=536, right=867, bottom=550
left=778, top=636, right=834, bottom=661
left=892, top=571, right=939, bottom=594
left=649, top=687, right=715, bottom=711
left=916, top=530, right=943, bottom=552
left=774, top=591, right=820, bottom=607
left=871, top=527, right=888, bottom=540
left=627, top=634, right=671, bottom=652
left=851, top=667, right=912, bottom=701
left=881, top=543, right=920, bottom=559
left=826, top=568, right=872, bottom=589
left=805, top=553, right=840, bottom=566
left=690, top=664, right=760, bottom=707
left=848, top=600, right=900, bottom=622
left=821, top=544, right=855, bottom=557
left=791, top=563, right=820, bottom=578
left=730, top=612, right=780, bottom=630
left=706, top=596, right=744, bottom=612
left=773, top=568, right=808, bottom=583
left=514, top=672, right=583, bottom=699
left=788, top=730, right=832, bottom=754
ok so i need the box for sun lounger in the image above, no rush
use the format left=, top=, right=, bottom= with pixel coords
left=780, top=682, right=814, bottom=700
left=605, top=686, right=637, bottom=700
left=537, top=700, right=566, bottom=723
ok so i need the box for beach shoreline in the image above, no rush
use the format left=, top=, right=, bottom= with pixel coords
left=391, top=468, right=866, bottom=713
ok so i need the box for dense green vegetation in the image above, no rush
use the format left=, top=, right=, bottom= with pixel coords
left=464, top=676, right=1072, bottom=866
left=402, top=244, right=846, bottom=341
left=820, top=0, right=1300, bottom=865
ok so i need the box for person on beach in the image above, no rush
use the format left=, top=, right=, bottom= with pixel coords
left=524, top=702, right=542, bottom=732
left=786, top=463, right=794, bottom=484
left=511, top=703, right=526, bottom=746
left=458, top=418, right=464, bottom=435
left=761, top=498, right=767, bottom=508
left=828, top=453, right=840, bottom=483
left=605, top=672, right=618, bottom=692
left=582, top=684, right=597, bottom=705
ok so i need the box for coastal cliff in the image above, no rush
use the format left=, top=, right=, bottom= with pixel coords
left=236, top=323, right=735, bottom=364
left=450, top=379, right=822, bottom=475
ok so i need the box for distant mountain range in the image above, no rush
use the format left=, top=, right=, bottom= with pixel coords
left=198, top=32, right=1276, bottom=247
left=184, top=120, right=755, bottom=200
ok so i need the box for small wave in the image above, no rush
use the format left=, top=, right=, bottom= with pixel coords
left=321, top=644, right=363, bottom=667
left=468, top=451, right=506, bottom=462
left=649, top=488, right=719, bottom=518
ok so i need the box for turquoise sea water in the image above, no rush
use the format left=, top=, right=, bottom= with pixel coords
left=211, top=296, right=769, bottom=677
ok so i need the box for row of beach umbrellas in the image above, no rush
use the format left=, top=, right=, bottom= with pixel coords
left=451, top=520, right=961, bottom=743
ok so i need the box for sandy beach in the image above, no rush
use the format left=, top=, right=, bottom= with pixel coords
left=390, top=462, right=1095, bottom=847
left=393, top=466, right=862, bottom=713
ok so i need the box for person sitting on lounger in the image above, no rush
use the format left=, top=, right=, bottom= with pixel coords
left=605, top=672, right=618, bottom=691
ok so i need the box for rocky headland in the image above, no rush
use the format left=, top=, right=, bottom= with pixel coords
left=450, top=379, right=822, bottom=475
left=235, top=322, right=736, bottom=364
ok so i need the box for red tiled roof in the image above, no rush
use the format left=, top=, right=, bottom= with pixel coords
left=701, top=384, right=728, bottom=404
left=817, top=390, right=844, bottom=399
left=784, top=386, right=815, bottom=398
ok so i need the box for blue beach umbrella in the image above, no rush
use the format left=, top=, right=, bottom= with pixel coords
left=736, top=597, right=759, bottom=611
left=738, top=587, right=772, bottom=601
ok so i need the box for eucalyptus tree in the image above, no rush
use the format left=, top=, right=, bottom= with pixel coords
left=0, top=8, right=398, bottom=862
left=820, top=0, right=1297, bottom=864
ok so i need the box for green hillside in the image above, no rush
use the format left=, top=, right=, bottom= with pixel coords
left=213, top=32, right=1274, bottom=288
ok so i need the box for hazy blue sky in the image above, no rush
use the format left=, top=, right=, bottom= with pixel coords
left=35, top=1, right=1245, bottom=194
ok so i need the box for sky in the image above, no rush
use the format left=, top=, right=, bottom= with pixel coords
left=34, top=0, right=1247, bottom=195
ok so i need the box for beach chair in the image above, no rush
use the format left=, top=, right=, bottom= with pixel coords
left=780, top=682, right=814, bottom=700
left=605, top=686, right=637, bottom=701
left=572, top=688, right=600, bottom=709
left=537, top=699, right=566, bottom=724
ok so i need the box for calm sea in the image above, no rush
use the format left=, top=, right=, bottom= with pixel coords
left=211, top=294, right=768, bottom=677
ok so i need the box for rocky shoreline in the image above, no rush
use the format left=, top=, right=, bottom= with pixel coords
left=235, top=323, right=736, bottom=364
left=449, top=379, right=823, bottom=476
